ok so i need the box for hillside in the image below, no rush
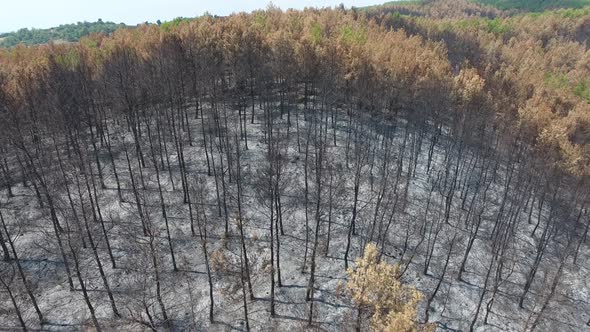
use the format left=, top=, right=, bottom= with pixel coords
left=0, top=20, right=127, bottom=47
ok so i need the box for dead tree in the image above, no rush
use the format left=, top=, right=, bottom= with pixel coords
left=344, top=122, right=369, bottom=270
left=193, top=175, right=215, bottom=322
left=307, top=107, right=326, bottom=324
left=146, top=119, right=178, bottom=271
left=72, top=167, right=120, bottom=318
left=63, top=220, right=102, bottom=331
left=0, top=265, right=27, bottom=331
left=0, top=207, right=44, bottom=323
left=424, top=233, right=457, bottom=322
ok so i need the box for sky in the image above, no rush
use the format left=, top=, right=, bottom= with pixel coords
left=0, top=0, right=380, bottom=33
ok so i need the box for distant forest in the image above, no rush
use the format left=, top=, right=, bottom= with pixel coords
left=0, top=20, right=127, bottom=47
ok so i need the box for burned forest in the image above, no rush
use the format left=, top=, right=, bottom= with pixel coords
left=1, top=2, right=590, bottom=331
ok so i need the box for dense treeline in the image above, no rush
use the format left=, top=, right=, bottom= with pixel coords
left=0, top=2, right=589, bottom=331
left=476, top=0, right=590, bottom=11
left=368, top=0, right=590, bottom=14
left=0, top=20, right=127, bottom=47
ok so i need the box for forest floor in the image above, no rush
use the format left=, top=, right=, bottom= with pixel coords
left=0, top=103, right=589, bottom=331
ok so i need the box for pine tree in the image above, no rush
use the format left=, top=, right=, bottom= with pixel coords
left=347, top=243, right=433, bottom=332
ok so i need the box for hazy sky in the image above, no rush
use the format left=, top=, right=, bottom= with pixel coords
left=0, top=0, right=379, bottom=33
